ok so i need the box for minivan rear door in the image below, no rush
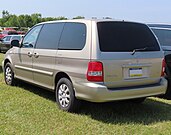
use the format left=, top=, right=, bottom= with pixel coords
left=96, top=22, right=163, bottom=88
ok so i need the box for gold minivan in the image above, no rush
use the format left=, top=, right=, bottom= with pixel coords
left=2, top=19, right=167, bottom=112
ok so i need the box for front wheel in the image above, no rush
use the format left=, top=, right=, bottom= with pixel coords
left=4, top=62, right=16, bottom=86
left=56, top=78, right=81, bottom=112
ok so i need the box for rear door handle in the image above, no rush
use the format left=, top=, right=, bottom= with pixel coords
left=28, top=52, right=33, bottom=57
left=34, top=52, right=39, bottom=58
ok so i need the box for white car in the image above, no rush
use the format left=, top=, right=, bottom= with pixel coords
left=0, top=35, right=24, bottom=53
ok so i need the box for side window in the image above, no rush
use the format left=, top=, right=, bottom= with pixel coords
left=152, top=28, right=171, bottom=46
left=58, top=22, right=86, bottom=50
left=12, top=36, right=22, bottom=41
left=36, top=23, right=64, bottom=49
left=6, top=36, right=12, bottom=41
left=2, top=37, right=7, bottom=42
left=22, top=25, right=42, bottom=48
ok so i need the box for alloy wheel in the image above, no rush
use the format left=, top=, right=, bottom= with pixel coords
left=58, top=84, right=71, bottom=108
left=5, top=66, right=12, bottom=84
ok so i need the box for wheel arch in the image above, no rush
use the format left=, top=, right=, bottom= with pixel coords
left=3, top=58, right=15, bottom=75
left=54, top=72, right=73, bottom=90
left=4, top=59, right=11, bottom=66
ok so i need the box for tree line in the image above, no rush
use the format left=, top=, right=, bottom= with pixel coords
left=0, top=10, right=85, bottom=29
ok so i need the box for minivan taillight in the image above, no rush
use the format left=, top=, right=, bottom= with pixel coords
left=161, top=58, right=166, bottom=77
left=87, top=61, right=104, bottom=82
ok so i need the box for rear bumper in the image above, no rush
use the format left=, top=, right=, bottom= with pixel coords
left=73, top=78, right=168, bottom=102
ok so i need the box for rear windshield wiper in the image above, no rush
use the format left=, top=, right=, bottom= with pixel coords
left=131, top=47, right=149, bottom=55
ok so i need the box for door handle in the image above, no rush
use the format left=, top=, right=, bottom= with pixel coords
left=34, top=52, right=39, bottom=58
left=27, top=52, right=33, bottom=57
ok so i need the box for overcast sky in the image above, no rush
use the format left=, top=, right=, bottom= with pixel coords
left=1, top=0, right=171, bottom=23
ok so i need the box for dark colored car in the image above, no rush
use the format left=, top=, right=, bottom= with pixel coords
left=0, top=35, right=23, bottom=53
left=149, top=24, right=171, bottom=98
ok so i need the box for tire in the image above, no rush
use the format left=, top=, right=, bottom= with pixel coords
left=129, top=97, right=146, bottom=104
left=163, top=62, right=171, bottom=99
left=56, top=78, right=81, bottom=112
left=4, top=62, right=16, bottom=86
left=163, top=78, right=171, bottom=99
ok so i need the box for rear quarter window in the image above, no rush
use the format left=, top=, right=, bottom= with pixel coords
left=97, top=22, right=160, bottom=52
left=58, top=22, right=86, bottom=50
left=151, top=28, right=171, bottom=46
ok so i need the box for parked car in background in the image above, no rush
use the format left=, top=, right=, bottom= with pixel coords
left=0, top=35, right=24, bottom=53
left=17, top=31, right=26, bottom=35
left=2, top=20, right=167, bottom=112
left=149, top=24, right=171, bottom=98
left=0, top=30, right=18, bottom=39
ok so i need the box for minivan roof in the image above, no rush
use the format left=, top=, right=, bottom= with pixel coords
left=37, top=19, right=146, bottom=26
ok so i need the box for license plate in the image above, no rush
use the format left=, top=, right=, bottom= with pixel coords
left=129, top=68, right=142, bottom=77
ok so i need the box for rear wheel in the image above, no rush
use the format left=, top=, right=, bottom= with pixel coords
left=4, top=62, right=16, bottom=86
left=56, top=78, right=81, bottom=112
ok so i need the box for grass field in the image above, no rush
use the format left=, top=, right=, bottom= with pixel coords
left=0, top=53, right=171, bottom=135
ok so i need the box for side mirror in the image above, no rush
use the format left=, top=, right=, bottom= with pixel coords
left=11, top=40, right=20, bottom=47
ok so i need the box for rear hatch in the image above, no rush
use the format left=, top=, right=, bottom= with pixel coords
left=97, top=21, right=163, bottom=88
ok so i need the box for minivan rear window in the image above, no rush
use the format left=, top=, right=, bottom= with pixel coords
left=97, top=22, right=160, bottom=52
